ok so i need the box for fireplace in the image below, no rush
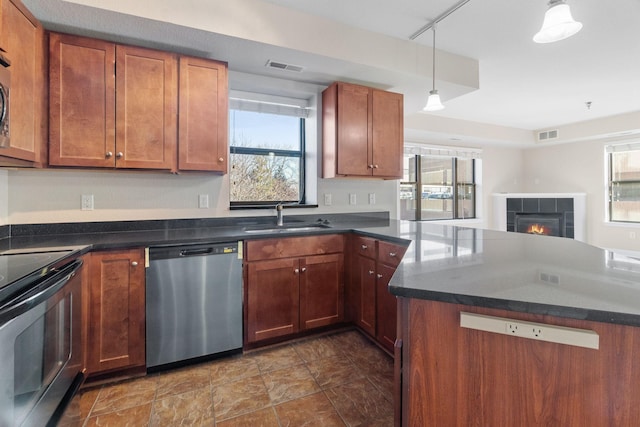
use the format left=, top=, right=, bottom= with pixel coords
left=492, top=193, right=587, bottom=241
left=514, top=213, right=564, bottom=237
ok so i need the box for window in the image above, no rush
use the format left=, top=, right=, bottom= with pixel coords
left=400, top=145, right=479, bottom=221
left=607, top=142, right=640, bottom=223
left=229, top=93, right=308, bottom=207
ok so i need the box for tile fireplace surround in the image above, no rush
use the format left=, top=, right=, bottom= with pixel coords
left=493, top=193, right=587, bottom=242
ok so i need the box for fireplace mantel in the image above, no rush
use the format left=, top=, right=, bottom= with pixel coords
left=493, top=193, right=587, bottom=242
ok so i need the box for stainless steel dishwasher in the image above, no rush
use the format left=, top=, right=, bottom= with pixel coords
left=146, top=242, right=243, bottom=370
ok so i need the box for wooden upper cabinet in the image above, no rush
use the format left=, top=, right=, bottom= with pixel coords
left=322, top=81, right=403, bottom=179
left=0, top=0, right=45, bottom=165
left=49, top=34, right=116, bottom=167
left=49, top=33, right=177, bottom=170
left=178, top=56, right=228, bottom=172
left=116, top=45, right=176, bottom=170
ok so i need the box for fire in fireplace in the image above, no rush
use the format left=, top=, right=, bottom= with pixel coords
left=515, top=213, right=564, bottom=237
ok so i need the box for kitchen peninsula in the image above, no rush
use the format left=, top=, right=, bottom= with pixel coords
left=388, top=221, right=640, bottom=426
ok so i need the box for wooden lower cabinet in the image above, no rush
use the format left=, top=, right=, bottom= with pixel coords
left=246, top=258, right=300, bottom=342
left=299, top=253, right=344, bottom=330
left=244, top=235, right=345, bottom=345
left=86, top=248, right=145, bottom=376
left=351, top=235, right=408, bottom=353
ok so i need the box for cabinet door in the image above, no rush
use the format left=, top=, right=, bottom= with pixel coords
left=0, top=0, right=44, bottom=163
left=246, top=258, right=300, bottom=343
left=371, top=89, right=403, bottom=178
left=49, top=34, right=116, bottom=167
left=336, top=83, right=371, bottom=176
left=86, top=249, right=145, bottom=375
left=376, top=262, right=398, bottom=353
left=115, top=45, right=176, bottom=170
left=356, top=255, right=377, bottom=336
left=300, top=253, right=344, bottom=330
left=178, top=56, right=228, bottom=172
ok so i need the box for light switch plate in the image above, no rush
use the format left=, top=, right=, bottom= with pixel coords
left=198, top=194, right=209, bottom=209
left=368, top=193, right=376, bottom=205
left=349, top=193, right=357, bottom=205
left=324, top=193, right=332, bottom=206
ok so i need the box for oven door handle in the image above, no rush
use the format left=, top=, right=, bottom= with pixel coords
left=0, top=259, right=83, bottom=324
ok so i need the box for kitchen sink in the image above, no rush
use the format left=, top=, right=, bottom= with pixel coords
left=242, top=224, right=330, bottom=234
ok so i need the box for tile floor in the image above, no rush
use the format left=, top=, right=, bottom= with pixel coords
left=58, top=329, right=395, bottom=426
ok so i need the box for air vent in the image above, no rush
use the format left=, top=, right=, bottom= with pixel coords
left=537, top=129, right=559, bottom=142
left=265, top=60, right=304, bottom=73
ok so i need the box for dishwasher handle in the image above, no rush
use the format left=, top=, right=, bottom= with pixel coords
left=180, top=248, right=214, bottom=257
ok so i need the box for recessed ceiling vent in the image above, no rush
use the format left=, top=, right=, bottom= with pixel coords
left=265, top=59, right=304, bottom=73
left=537, top=129, right=559, bottom=142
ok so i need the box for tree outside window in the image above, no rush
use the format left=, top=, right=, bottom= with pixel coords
left=229, top=109, right=305, bottom=206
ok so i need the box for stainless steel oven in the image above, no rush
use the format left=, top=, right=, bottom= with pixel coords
left=0, top=255, right=83, bottom=427
left=0, top=64, right=10, bottom=148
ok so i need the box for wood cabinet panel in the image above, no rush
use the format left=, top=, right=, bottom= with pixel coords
left=378, top=240, right=407, bottom=268
left=336, top=83, right=370, bottom=176
left=371, top=89, right=403, bottom=178
left=246, top=234, right=345, bottom=261
left=356, top=255, right=377, bottom=336
left=86, top=249, right=145, bottom=375
left=401, top=299, right=640, bottom=426
left=353, top=235, right=376, bottom=259
left=178, top=56, right=228, bottom=172
left=246, top=258, right=300, bottom=342
left=0, top=0, right=44, bottom=164
left=375, top=263, right=397, bottom=352
left=116, top=45, right=176, bottom=170
left=299, top=253, right=344, bottom=330
left=322, top=81, right=403, bottom=179
left=49, top=34, right=116, bottom=167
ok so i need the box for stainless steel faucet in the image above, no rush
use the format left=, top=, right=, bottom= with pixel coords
left=276, top=203, right=284, bottom=226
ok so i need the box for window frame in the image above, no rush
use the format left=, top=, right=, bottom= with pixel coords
left=607, top=143, right=640, bottom=224
left=229, top=112, right=307, bottom=208
left=401, top=153, right=477, bottom=221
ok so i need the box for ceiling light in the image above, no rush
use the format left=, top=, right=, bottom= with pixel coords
left=533, top=0, right=583, bottom=43
left=423, top=26, right=444, bottom=112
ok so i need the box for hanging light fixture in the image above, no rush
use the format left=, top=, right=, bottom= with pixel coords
left=423, top=25, right=444, bottom=112
left=533, top=0, right=583, bottom=43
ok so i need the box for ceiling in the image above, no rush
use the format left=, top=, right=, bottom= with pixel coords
left=23, top=0, right=640, bottom=146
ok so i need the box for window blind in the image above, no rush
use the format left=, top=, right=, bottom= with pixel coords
left=606, top=141, right=640, bottom=153
left=404, top=143, right=482, bottom=159
left=229, top=90, right=310, bottom=118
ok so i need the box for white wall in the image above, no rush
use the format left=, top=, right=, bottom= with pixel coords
left=522, top=137, right=639, bottom=251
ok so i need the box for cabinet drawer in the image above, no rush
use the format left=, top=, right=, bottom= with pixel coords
left=246, top=234, right=345, bottom=261
left=378, top=240, right=407, bottom=267
left=353, top=236, right=376, bottom=259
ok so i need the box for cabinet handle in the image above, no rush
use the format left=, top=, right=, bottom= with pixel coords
left=377, top=273, right=383, bottom=279
left=368, top=270, right=375, bottom=275
left=105, top=151, right=113, bottom=158
left=368, top=164, right=374, bottom=169
left=301, top=267, right=307, bottom=272
left=131, top=261, right=138, bottom=267
left=116, top=152, right=123, bottom=159
left=389, top=252, right=397, bottom=257
left=294, top=268, right=300, bottom=274
left=361, top=245, right=368, bottom=250
left=218, top=157, right=224, bottom=162
left=373, top=164, right=379, bottom=169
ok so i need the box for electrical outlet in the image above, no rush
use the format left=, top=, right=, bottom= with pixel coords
left=630, top=231, right=637, bottom=239
left=459, top=312, right=599, bottom=349
left=349, top=193, right=357, bottom=205
left=81, top=194, right=94, bottom=211
left=368, top=193, right=376, bottom=205
left=324, top=193, right=332, bottom=206
left=198, top=194, right=209, bottom=209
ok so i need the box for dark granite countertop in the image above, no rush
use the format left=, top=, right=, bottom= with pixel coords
left=381, top=221, right=640, bottom=328
left=3, top=214, right=639, bottom=328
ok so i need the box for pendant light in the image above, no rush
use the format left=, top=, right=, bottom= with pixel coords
left=533, top=0, right=583, bottom=43
left=423, top=25, right=444, bottom=112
